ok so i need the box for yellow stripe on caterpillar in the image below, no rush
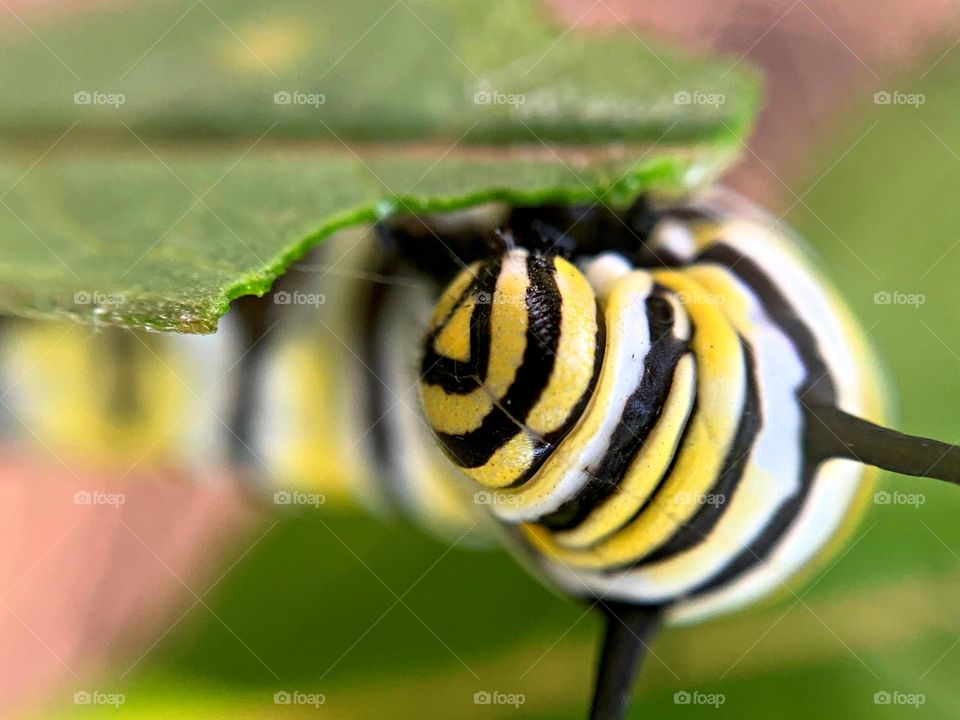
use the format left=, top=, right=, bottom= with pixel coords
left=524, top=255, right=600, bottom=436
left=522, top=270, right=747, bottom=569
left=552, top=353, right=697, bottom=549
left=431, top=294, right=476, bottom=362
left=493, top=271, right=656, bottom=511
left=421, top=250, right=530, bottom=436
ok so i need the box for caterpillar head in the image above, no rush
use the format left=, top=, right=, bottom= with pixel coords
left=419, top=248, right=605, bottom=489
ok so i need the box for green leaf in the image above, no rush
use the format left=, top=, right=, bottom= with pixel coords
left=0, top=0, right=760, bottom=333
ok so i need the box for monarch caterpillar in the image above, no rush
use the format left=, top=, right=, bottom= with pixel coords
left=391, top=187, right=960, bottom=718
left=2, top=188, right=958, bottom=719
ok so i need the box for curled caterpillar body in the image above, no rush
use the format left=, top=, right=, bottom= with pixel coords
left=419, top=192, right=886, bottom=625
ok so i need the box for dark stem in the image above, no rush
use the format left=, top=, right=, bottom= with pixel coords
left=589, top=602, right=665, bottom=720
left=805, top=403, right=960, bottom=485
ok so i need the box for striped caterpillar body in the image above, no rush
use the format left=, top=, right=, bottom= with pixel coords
left=418, top=191, right=886, bottom=625
left=408, top=190, right=960, bottom=718
left=3, top=187, right=960, bottom=720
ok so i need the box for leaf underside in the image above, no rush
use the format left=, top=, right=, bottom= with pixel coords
left=0, top=0, right=760, bottom=333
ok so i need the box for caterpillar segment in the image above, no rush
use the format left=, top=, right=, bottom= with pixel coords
left=252, top=230, right=487, bottom=539
left=0, top=319, right=238, bottom=472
